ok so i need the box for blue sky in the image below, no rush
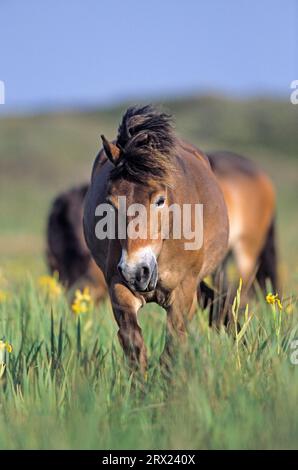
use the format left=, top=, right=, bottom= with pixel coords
left=0, top=0, right=297, bottom=113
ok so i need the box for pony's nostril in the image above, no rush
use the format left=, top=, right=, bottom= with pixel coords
left=141, top=265, right=150, bottom=278
left=136, top=264, right=150, bottom=282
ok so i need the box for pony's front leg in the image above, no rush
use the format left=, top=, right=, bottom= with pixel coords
left=161, top=277, right=198, bottom=366
left=109, top=277, right=147, bottom=373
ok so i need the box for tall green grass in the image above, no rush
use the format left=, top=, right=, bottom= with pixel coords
left=0, top=278, right=297, bottom=449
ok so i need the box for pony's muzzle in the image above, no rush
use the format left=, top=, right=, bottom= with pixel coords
left=118, top=258, right=158, bottom=292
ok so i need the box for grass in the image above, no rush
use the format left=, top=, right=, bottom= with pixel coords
left=0, top=95, right=297, bottom=449
left=0, top=277, right=297, bottom=450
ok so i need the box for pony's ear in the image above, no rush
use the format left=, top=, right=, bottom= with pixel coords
left=101, top=135, right=121, bottom=165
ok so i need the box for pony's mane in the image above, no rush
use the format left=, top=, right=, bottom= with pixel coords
left=110, top=105, right=176, bottom=185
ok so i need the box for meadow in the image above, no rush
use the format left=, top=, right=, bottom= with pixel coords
left=0, top=95, right=297, bottom=449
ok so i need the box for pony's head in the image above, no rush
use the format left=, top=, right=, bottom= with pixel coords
left=102, top=105, right=176, bottom=292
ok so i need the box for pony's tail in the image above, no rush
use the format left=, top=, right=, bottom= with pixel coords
left=46, top=184, right=90, bottom=287
left=256, top=215, right=278, bottom=293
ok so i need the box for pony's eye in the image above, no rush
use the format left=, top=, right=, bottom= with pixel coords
left=155, top=196, right=165, bottom=208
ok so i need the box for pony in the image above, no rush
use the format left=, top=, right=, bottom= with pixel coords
left=46, top=154, right=277, bottom=319
left=207, top=151, right=277, bottom=296
left=83, top=105, right=229, bottom=371
left=46, top=184, right=106, bottom=302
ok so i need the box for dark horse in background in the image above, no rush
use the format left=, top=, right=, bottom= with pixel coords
left=46, top=184, right=107, bottom=302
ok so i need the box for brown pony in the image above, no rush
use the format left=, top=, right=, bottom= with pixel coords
left=83, top=105, right=229, bottom=371
left=46, top=154, right=277, bottom=312
left=208, top=151, right=277, bottom=295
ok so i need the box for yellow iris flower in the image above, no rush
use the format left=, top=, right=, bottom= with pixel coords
left=0, top=339, right=13, bottom=354
left=266, top=292, right=282, bottom=310
left=72, top=287, right=92, bottom=315
left=0, top=339, right=12, bottom=379
left=38, top=275, right=62, bottom=298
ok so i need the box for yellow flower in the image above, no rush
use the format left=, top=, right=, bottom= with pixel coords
left=0, top=339, right=12, bottom=379
left=0, top=339, right=13, bottom=354
left=266, top=292, right=282, bottom=310
left=72, top=287, right=92, bottom=315
left=38, top=275, right=62, bottom=298
left=266, top=292, right=277, bottom=305
left=0, top=290, right=8, bottom=303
